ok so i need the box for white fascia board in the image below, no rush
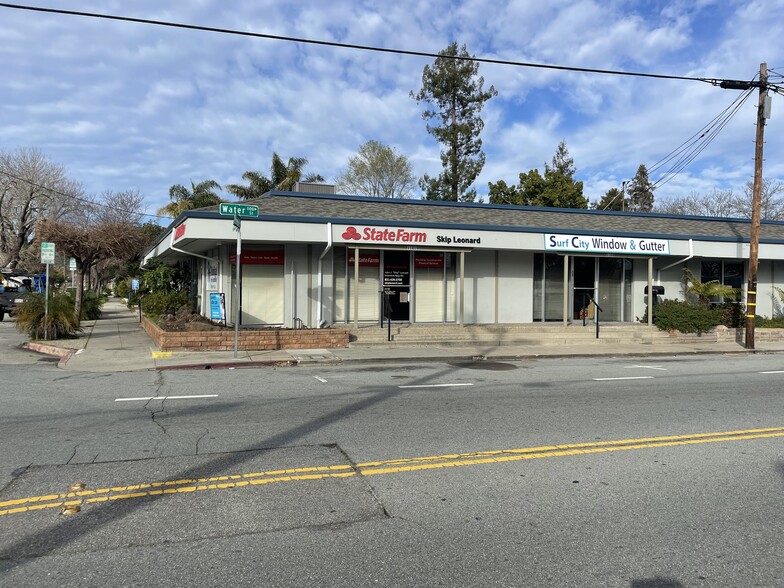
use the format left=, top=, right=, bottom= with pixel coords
left=166, top=218, right=327, bottom=248
left=155, top=215, right=784, bottom=262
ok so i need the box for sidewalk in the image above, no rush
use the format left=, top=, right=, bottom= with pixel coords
left=22, top=298, right=784, bottom=372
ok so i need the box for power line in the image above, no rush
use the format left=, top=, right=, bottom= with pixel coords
left=0, top=169, right=170, bottom=221
left=0, top=2, right=723, bottom=85
left=649, top=88, right=755, bottom=189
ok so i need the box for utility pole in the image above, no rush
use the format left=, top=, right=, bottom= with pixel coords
left=745, top=63, right=769, bottom=350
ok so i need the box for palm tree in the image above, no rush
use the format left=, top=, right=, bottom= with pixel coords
left=225, top=153, right=324, bottom=200
left=225, top=171, right=273, bottom=201
left=271, top=153, right=324, bottom=191
left=683, top=268, right=739, bottom=305
left=158, top=179, right=222, bottom=217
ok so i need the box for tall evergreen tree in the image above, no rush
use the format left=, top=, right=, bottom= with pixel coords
left=596, top=187, right=625, bottom=211
left=627, top=164, right=655, bottom=212
left=411, top=42, right=497, bottom=202
left=488, top=141, right=586, bottom=208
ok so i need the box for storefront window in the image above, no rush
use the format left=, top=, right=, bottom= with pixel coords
left=412, top=252, right=456, bottom=323
left=533, top=253, right=565, bottom=321
left=334, top=247, right=384, bottom=323
left=701, top=260, right=743, bottom=302
left=414, top=253, right=444, bottom=322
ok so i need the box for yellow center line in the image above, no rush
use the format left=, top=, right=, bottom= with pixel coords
left=1, top=426, right=782, bottom=518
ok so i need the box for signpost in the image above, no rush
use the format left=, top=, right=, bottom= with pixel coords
left=40, top=242, right=55, bottom=340
left=68, top=257, right=76, bottom=289
left=219, top=203, right=259, bottom=358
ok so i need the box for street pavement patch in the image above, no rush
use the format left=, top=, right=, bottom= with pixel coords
left=0, top=445, right=385, bottom=560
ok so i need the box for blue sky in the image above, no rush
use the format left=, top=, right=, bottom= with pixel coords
left=1, top=0, right=783, bottom=221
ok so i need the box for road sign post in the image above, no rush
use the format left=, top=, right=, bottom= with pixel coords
left=219, top=203, right=258, bottom=359
left=41, top=242, right=55, bottom=340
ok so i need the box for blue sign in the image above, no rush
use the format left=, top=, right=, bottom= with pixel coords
left=210, top=292, right=226, bottom=322
left=131, top=279, right=140, bottom=291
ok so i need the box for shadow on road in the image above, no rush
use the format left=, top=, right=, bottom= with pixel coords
left=0, top=353, right=491, bottom=571
left=631, top=578, right=684, bottom=588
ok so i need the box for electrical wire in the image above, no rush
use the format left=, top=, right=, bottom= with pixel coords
left=601, top=87, right=756, bottom=208
left=651, top=88, right=754, bottom=189
left=0, top=169, right=170, bottom=221
left=0, top=2, right=722, bottom=85
left=647, top=89, right=753, bottom=177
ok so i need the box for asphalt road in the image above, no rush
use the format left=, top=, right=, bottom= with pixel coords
left=1, top=339, right=783, bottom=587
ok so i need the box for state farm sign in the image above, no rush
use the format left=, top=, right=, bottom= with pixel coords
left=340, top=225, right=427, bottom=244
left=334, top=225, right=482, bottom=247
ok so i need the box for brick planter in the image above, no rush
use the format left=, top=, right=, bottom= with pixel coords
left=142, top=316, right=349, bottom=351
left=668, top=325, right=784, bottom=344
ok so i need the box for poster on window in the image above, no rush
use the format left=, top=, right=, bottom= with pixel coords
left=207, top=262, right=219, bottom=291
left=209, top=292, right=226, bottom=323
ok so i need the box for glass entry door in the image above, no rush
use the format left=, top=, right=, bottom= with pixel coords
left=597, top=258, right=632, bottom=322
left=572, top=257, right=595, bottom=321
left=383, top=250, right=411, bottom=321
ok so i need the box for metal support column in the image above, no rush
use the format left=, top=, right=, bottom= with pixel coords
left=563, top=254, right=569, bottom=327
left=647, top=257, right=654, bottom=326
left=353, top=247, right=359, bottom=329
left=459, top=251, right=465, bottom=326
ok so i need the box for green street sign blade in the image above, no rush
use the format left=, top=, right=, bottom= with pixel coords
left=220, top=203, right=259, bottom=217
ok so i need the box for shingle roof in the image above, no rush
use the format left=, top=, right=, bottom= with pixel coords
left=196, top=191, right=784, bottom=243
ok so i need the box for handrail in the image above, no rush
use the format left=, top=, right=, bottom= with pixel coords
left=581, top=294, right=604, bottom=339
left=380, top=289, right=393, bottom=341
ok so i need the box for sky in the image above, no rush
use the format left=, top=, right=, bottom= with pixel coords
left=1, top=0, right=784, bottom=222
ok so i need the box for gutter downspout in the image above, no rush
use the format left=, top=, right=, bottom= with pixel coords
left=317, top=222, right=333, bottom=328
left=657, top=239, right=694, bottom=285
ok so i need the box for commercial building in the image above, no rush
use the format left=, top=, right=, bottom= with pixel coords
left=143, top=188, right=784, bottom=329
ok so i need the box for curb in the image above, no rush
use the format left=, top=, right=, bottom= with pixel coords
left=155, top=359, right=299, bottom=371
left=23, top=342, right=77, bottom=366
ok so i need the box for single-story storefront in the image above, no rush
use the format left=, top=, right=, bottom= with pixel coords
left=142, top=188, right=784, bottom=329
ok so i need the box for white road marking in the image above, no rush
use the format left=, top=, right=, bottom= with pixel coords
left=398, top=383, right=474, bottom=389
left=593, top=376, right=654, bottom=381
left=115, top=395, right=219, bottom=402
left=313, top=376, right=328, bottom=383
left=759, top=370, right=784, bottom=374
left=624, top=365, right=667, bottom=371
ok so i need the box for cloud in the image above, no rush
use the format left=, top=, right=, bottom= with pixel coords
left=0, top=0, right=782, bottom=217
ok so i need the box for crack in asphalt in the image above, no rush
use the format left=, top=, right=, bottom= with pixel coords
left=143, top=372, right=169, bottom=438
left=65, top=444, right=80, bottom=465
left=331, top=442, right=390, bottom=519
left=195, top=429, right=209, bottom=455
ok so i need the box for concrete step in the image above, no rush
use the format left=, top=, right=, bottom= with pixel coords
left=350, top=325, right=670, bottom=346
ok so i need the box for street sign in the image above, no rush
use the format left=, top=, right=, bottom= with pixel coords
left=131, top=279, right=140, bottom=291
left=220, top=203, right=259, bottom=217
left=41, top=242, right=55, bottom=264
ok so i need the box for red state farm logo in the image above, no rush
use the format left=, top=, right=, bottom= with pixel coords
left=174, top=224, right=186, bottom=240
left=341, top=226, right=361, bottom=240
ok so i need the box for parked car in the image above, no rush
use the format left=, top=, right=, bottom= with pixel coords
left=0, top=271, right=45, bottom=321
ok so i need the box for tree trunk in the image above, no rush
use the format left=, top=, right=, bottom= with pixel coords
left=74, top=266, right=84, bottom=326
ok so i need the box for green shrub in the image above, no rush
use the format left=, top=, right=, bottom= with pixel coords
left=715, top=302, right=746, bottom=328
left=114, top=278, right=131, bottom=300
left=643, top=299, right=723, bottom=334
left=14, top=292, right=81, bottom=339
left=80, top=290, right=104, bottom=320
left=140, top=291, right=191, bottom=320
left=757, top=316, right=784, bottom=328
